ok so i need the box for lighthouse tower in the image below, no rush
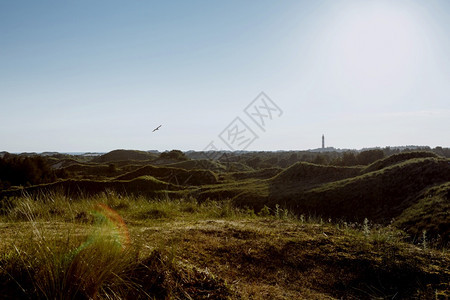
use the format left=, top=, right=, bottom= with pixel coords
left=322, top=134, right=325, bottom=149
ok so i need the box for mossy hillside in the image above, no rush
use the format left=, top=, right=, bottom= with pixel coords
left=165, top=159, right=227, bottom=172
left=231, top=157, right=450, bottom=241
left=395, top=181, right=450, bottom=246
left=0, top=176, right=187, bottom=200
left=363, top=151, right=438, bottom=174
left=92, top=149, right=158, bottom=163
left=273, top=162, right=362, bottom=185
left=116, top=165, right=218, bottom=185
left=226, top=167, right=283, bottom=181
left=292, top=157, right=450, bottom=220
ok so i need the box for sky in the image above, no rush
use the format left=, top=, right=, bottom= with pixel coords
left=1, top=0, right=449, bottom=152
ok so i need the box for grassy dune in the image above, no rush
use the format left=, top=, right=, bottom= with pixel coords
left=92, top=149, right=158, bottom=163
left=273, top=162, right=362, bottom=184
left=283, top=157, right=450, bottom=219
left=395, top=181, right=450, bottom=247
left=165, top=159, right=227, bottom=172
left=227, top=167, right=283, bottom=181
left=3, top=152, right=449, bottom=247
left=1, top=151, right=449, bottom=298
left=0, top=192, right=448, bottom=299
left=362, top=151, right=439, bottom=174
left=0, top=177, right=186, bottom=201
left=116, top=165, right=218, bottom=186
left=229, top=156, right=450, bottom=245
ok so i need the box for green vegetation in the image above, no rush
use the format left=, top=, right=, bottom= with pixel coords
left=227, top=167, right=282, bottom=181
left=116, top=165, right=218, bottom=186
left=93, top=149, right=158, bottom=163
left=0, top=193, right=233, bottom=299
left=166, top=159, right=227, bottom=172
left=395, top=182, right=450, bottom=248
left=362, top=151, right=438, bottom=173
left=158, top=149, right=188, bottom=161
left=1, top=148, right=449, bottom=298
left=273, top=162, right=361, bottom=184
left=0, top=192, right=448, bottom=299
left=0, top=154, right=59, bottom=189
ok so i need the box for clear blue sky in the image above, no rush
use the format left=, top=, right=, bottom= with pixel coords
left=1, top=0, right=449, bottom=152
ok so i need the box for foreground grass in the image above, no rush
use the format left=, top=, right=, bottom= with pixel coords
left=0, top=192, right=449, bottom=299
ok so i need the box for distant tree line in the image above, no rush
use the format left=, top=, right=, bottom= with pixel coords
left=159, top=150, right=188, bottom=161
left=332, top=149, right=385, bottom=166
left=0, top=154, right=59, bottom=189
left=218, top=147, right=449, bottom=170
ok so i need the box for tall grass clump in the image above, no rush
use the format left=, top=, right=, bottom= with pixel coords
left=422, top=230, right=428, bottom=250
left=363, top=217, right=370, bottom=237
left=203, top=199, right=241, bottom=219
left=1, top=193, right=140, bottom=299
left=25, top=231, right=136, bottom=299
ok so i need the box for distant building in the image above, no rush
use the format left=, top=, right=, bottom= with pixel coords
left=322, top=134, right=325, bottom=149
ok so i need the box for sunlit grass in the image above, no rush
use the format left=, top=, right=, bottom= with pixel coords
left=0, top=192, right=447, bottom=299
left=0, top=192, right=256, bottom=299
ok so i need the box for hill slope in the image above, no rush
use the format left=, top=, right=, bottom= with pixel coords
left=287, top=157, right=450, bottom=221
left=229, top=157, right=450, bottom=242
left=363, top=151, right=438, bottom=174
left=0, top=177, right=186, bottom=200
left=273, top=162, right=362, bottom=186
left=2, top=152, right=449, bottom=248
left=92, top=149, right=157, bottom=163
left=395, top=181, right=450, bottom=246
left=116, top=165, right=218, bottom=185
left=165, top=159, right=227, bottom=172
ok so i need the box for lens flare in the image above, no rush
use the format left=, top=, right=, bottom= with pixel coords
left=93, top=203, right=130, bottom=249
left=71, top=203, right=130, bottom=257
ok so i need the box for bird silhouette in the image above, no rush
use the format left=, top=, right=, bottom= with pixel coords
left=152, top=125, right=162, bottom=132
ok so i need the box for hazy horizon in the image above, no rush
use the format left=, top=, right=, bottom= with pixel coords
left=1, top=144, right=444, bottom=155
left=1, top=1, right=449, bottom=152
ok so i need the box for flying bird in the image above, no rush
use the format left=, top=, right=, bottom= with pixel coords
left=152, top=125, right=162, bottom=132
